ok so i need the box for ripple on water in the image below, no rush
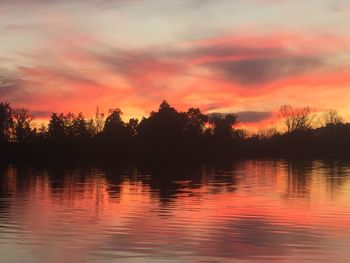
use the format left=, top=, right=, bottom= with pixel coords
left=0, top=160, right=349, bottom=263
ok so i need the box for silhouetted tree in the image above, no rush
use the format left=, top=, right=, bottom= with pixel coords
left=323, top=109, right=343, bottom=126
left=257, top=128, right=278, bottom=139
left=47, top=112, right=91, bottom=141
left=184, top=108, right=208, bottom=137
left=0, top=103, right=13, bottom=142
left=138, top=100, right=187, bottom=141
left=3, top=100, right=350, bottom=160
left=94, top=106, right=105, bottom=133
left=126, top=118, right=139, bottom=137
left=63, top=112, right=76, bottom=138
left=71, top=113, right=90, bottom=139
left=12, top=108, right=33, bottom=143
left=86, top=119, right=98, bottom=137
left=48, top=113, right=66, bottom=140
left=209, top=113, right=237, bottom=138
left=278, top=105, right=314, bottom=132
left=103, top=108, right=128, bottom=140
left=37, top=124, right=48, bottom=140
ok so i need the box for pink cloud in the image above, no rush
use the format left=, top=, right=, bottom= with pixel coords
left=2, top=27, right=350, bottom=128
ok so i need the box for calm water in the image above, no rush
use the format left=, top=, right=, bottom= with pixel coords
left=0, top=160, right=350, bottom=263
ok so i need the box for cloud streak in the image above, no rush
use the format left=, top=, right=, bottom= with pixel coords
left=206, top=56, right=323, bottom=85
left=2, top=25, right=350, bottom=128
left=236, top=111, right=272, bottom=123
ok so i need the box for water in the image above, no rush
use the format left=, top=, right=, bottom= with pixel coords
left=0, top=160, right=350, bottom=263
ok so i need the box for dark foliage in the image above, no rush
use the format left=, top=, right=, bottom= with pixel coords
left=1, top=101, right=350, bottom=162
left=0, top=103, right=13, bottom=142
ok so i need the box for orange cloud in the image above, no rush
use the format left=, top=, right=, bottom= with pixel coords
left=2, top=28, right=350, bottom=128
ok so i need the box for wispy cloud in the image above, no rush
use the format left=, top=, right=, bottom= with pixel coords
left=2, top=25, right=350, bottom=127
left=236, top=111, right=272, bottom=123
left=207, top=56, right=323, bottom=85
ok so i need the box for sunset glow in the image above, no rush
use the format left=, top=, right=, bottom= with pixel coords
left=1, top=1, right=350, bottom=130
left=2, top=161, right=350, bottom=262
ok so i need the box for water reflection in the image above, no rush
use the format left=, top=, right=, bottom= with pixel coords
left=0, top=160, right=350, bottom=262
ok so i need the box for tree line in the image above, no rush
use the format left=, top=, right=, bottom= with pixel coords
left=1, top=101, right=349, bottom=161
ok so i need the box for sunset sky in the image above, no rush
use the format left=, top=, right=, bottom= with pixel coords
left=1, top=0, right=350, bottom=129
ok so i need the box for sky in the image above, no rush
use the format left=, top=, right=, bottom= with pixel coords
left=1, top=0, right=350, bottom=129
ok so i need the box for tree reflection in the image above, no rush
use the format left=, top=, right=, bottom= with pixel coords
left=284, top=161, right=313, bottom=200
left=0, top=161, right=349, bottom=262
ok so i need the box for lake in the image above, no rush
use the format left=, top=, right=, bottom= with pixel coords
left=0, top=160, right=350, bottom=262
